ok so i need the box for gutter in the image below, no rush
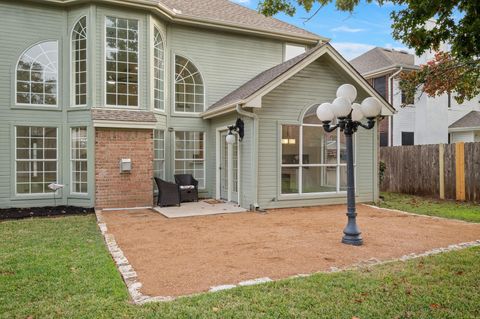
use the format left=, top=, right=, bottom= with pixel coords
left=235, top=104, right=260, bottom=211
left=387, top=67, right=403, bottom=146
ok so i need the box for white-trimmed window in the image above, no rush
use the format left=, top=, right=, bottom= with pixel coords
left=153, top=129, right=165, bottom=179
left=72, top=16, right=87, bottom=106
left=15, top=126, right=58, bottom=194
left=153, top=27, right=165, bottom=111
left=174, top=131, right=205, bottom=188
left=16, top=41, right=58, bottom=106
left=174, top=55, right=204, bottom=113
left=71, top=127, right=88, bottom=194
left=105, top=16, right=139, bottom=107
left=281, top=104, right=353, bottom=194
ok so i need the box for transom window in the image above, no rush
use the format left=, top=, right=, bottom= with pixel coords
left=105, top=16, right=139, bottom=107
left=281, top=104, right=354, bottom=194
left=175, top=55, right=204, bottom=113
left=174, top=131, right=205, bottom=188
left=153, top=28, right=165, bottom=111
left=16, top=41, right=58, bottom=106
left=72, top=16, right=87, bottom=106
left=15, top=126, right=58, bottom=194
left=153, top=130, right=165, bottom=179
left=71, top=127, right=88, bottom=194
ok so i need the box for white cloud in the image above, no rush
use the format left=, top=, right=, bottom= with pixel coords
left=331, top=25, right=366, bottom=33
left=331, top=42, right=375, bottom=60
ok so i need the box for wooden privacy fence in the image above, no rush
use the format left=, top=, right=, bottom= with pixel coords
left=380, top=142, right=480, bottom=202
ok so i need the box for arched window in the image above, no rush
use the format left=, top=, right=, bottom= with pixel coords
left=72, top=16, right=87, bottom=106
left=153, top=27, right=165, bottom=110
left=280, top=104, right=353, bottom=195
left=16, top=41, right=58, bottom=106
left=175, top=55, right=204, bottom=113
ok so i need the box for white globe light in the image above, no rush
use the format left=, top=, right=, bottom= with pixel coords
left=331, top=96, right=352, bottom=118
left=316, top=103, right=335, bottom=122
left=336, top=84, right=357, bottom=103
left=226, top=134, right=236, bottom=144
left=360, top=97, right=382, bottom=118
left=351, top=103, right=364, bottom=122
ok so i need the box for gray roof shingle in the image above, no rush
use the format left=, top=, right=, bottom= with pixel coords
left=350, top=47, right=416, bottom=75
left=449, top=111, right=480, bottom=129
left=156, top=0, right=320, bottom=39
left=207, top=43, right=327, bottom=111
left=91, top=108, right=157, bottom=123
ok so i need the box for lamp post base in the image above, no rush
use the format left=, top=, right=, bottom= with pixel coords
left=341, top=234, right=363, bottom=246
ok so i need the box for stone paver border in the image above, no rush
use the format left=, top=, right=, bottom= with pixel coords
left=96, top=209, right=480, bottom=304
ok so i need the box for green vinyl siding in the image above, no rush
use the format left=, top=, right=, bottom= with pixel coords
left=256, top=56, right=377, bottom=209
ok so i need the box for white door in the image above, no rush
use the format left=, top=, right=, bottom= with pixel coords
left=219, top=131, right=239, bottom=202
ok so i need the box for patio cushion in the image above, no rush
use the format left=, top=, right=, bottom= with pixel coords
left=179, top=185, right=195, bottom=190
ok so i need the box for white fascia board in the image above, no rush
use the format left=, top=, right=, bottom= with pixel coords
left=448, top=126, right=480, bottom=133
left=93, top=120, right=157, bottom=129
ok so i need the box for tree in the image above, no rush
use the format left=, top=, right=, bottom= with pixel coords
left=258, top=0, right=480, bottom=104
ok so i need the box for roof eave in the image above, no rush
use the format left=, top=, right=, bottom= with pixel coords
left=361, top=64, right=419, bottom=78
left=27, top=0, right=325, bottom=44
left=448, top=126, right=480, bottom=132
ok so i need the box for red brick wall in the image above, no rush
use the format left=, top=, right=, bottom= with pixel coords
left=95, top=128, right=153, bottom=208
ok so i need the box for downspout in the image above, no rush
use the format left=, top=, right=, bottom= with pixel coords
left=235, top=104, right=260, bottom=210
left=388, top=67, right=403, bottom=146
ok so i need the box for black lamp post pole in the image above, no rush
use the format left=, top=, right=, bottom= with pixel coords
left=323, top=116, right=376, bottom=246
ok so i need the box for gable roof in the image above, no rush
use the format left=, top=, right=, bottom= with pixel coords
left=207, top=44, right=327, bottom=112
left=203, top=43, right=396, bottom=118
left=350, top=47, right=417, bottom=76
left=449, top=111, right=480, bottom=129
left=37, top=0, right=325, bottom=43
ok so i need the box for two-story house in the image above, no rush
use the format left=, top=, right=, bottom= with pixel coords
left=0, top=0, right=393, bottom=210
left=351, top=47, right=480, bottom=146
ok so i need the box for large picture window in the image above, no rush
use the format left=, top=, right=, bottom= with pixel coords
left=72, top=16, right=87, bottom=106
left=153, top=129, right=165, bottom=179
left=71, top=127, right=88, bottom=194
left=175, top=55, right=204, bottom=113
left=15, top=126, right=58, bottom=194
left=281, top=105, right=353, bottom=195
left=174, top=131, right=205, bottom=188
left=153, top=27, right=165, bottom=111
left=105, top=16, right=139, bottom=107
left=16, top=41, right=58, bottom=106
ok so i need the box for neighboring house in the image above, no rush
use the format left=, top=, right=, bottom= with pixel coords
left=351, top=46, right=480, bottom=146
left=0, top=0, right=393, bottom=210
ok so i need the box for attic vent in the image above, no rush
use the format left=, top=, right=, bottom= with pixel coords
left=172, top=8, right=182, bottom=14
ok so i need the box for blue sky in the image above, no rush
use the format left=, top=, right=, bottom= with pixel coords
left=231, top=0, right=413, bottom=60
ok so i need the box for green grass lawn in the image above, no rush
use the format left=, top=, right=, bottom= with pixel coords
left=378, top=192, right=480, bottom=223
left=1, top=214, right=479, bottom=318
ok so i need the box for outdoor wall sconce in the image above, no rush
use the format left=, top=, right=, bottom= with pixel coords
left=226, top=118, right=245, bottom=144
left=316, top=84, right=382, bottom=246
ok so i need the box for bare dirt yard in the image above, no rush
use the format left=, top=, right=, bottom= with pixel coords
left=100, top=205, right=480, bottom=297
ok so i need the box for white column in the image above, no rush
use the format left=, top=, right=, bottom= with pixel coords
left=227, top=141, right=233, bottom=202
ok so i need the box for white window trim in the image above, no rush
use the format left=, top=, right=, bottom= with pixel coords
left=173, top=54, right=206, bottom=115
left=70, top=127, right=88, bottom=195
left=14, top=40, right=59, bottom=108
left=153, top=129, right=165, bottom=179
left=71, top=16, right=88, bottom=107
left=103, top=16, right=140, bottom=109
left=152, top=25, right=166, bottom=112
left=14, top=126, right=59, bottom=196
left=174, top=131, right=206, bottom=189
left=279, top=122, right=357, bottom=196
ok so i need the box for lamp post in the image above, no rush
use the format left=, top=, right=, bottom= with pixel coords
left=316, top=84, right=382, bottom=246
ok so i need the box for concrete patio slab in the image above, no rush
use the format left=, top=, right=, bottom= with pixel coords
left=153, top=199, right=247, bottom=218
left=99, top=205, right=480, bottom=299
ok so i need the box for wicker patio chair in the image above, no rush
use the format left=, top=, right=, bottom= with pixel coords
left=174, top=174, right=199, bottom=202
left=154, top=177, right=181, bottom=207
